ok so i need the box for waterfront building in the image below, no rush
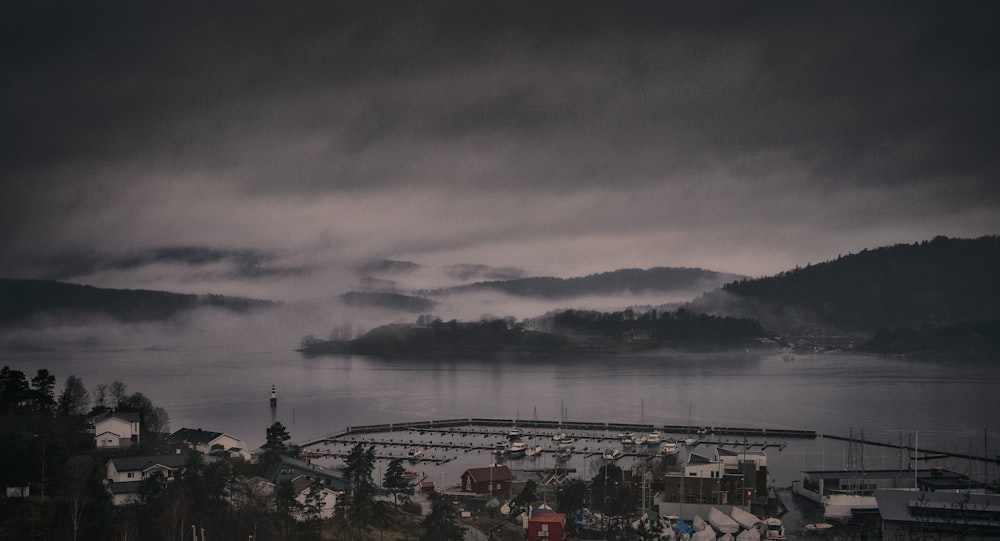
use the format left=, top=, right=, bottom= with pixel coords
left=461, top=465, right=513, bottom=495
left=657, top=447, right=769, bottom=520
left=874, top=489, right=1000, bottom=540
left=793, top=468, right=984, bottom=521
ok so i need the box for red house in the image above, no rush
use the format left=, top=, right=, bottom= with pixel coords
left=460, top=465, right=512, bottom=495
left=528, top=512, right=566, bottom=541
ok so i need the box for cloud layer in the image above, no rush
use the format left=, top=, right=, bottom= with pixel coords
left=3, top=1, right=999, bottom=300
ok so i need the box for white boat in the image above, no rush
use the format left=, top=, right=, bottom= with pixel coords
left=621, top=433, right=636, bottom=445
left=730, top=507, right=762, bottom=531
left=763, top=518, right=785, bottom=540
left=804, top=522, right=833, bottom=532
left=634, top=435, right=648, bottom=445
left=708, top=507, right=740, bottom=534
left=508, top=440, right=527, bottom=457
left=659, top=439, right=680, bottom=456
left=552, top=432, right=568, bottom=442
left=684, top=436, right=697, bottom=446
left=508, top=427, right=523, bottom=437
left=525, top=445, right=543, bottom=458
left=602, top=447, right=621, bottom=461
left=692, top=528, right=715, bottom=541
left=406, top=448, right=424, bottom=461
left=646, top=431, right=663, bottom=444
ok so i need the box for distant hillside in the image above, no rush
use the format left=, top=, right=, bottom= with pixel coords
left=0, top=279, right=277, bottom=327
left=429, top=267, right=743, bottom=299
left=691, top=236, right=1000, bottom=355
left=339, top=291, right=436, bottom=313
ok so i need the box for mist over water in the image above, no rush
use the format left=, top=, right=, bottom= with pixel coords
left=3, top=323, right=997, bottom=488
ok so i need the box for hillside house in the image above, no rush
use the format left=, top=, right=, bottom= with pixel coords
left=91, top=411, right=141, bottom=449
left=169, top=427, right=251, bottom=460
left=105, top=454, right=212, bottom=505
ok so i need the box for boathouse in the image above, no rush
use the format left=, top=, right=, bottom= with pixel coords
left=461, top=465, right=512, bottom=495
left=527, top=512, right=566, bottom=541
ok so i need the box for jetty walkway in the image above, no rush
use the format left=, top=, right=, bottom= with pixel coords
left=298, top=417, right=816, bottom=447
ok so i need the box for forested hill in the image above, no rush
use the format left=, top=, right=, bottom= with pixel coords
left=706, top=236, right=1000, bottom=355
left=0, top=279, right=277, bottom=327
left=429, top=267, right=743, bottom=299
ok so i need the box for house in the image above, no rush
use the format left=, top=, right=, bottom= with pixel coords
left=169, top=427, right=251, bottom=460
left=290, top=475, right=341, bottom=522
left=460, top=465, right=512, bottom=495
left=528, top=512, right=566, bottom=541
left=266, top=455, right=349, bottom=491
left=105, top=454, right=211, bottom=505
left=874, top=488, right=1000, bottom=540
left=91, top=411, right=141, bottom=449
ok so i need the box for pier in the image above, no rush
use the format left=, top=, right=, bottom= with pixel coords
left=820, top=433, right=1000, bottom=465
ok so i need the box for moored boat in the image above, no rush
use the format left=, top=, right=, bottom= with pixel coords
left=508, top=440, right=527, bottom=457
left=602, top=447, right=621, bottom=461
left=804, top=522, right=833, bottom=533
left=763, top=518, right=785, bottom=540
left=659, top=439, right=680, bottom=456
left=708, top=507, right=740, bottom=534
left=730, top=507, right=762, bottom=531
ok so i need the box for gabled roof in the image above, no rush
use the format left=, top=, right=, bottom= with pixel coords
left=109, top=454, right=195, bottom=473
left=463, top=465, right=512, bottom=483
left=93, top=411, right=141, bottom=424
left=170, top=427, right=229, bottom=445
left=266, top=455, right=349, bottom=491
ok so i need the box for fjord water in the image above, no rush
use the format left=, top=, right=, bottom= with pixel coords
left=5, top=342, right=998, bottom=486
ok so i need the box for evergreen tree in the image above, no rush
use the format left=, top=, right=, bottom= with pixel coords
left=420, top=494, right=466, bottom=541
left=383, top=457, right=409, bottom=506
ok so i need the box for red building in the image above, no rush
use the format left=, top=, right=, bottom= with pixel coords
left=460, top=465, right=512, bottom=495
left=528, top=512, right=566, bottom=541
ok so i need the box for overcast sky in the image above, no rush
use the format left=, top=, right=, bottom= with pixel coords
left=3, top=1, right=999, bottom=301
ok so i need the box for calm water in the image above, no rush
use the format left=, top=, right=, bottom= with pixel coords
left=4, top=341, right=999, bottom=487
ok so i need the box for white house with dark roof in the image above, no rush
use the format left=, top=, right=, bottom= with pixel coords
left=105, top=454, right=213, bottom=505
left=169, top=427, right=251, bottom=460
left=91, top=411, right=141, bottom=449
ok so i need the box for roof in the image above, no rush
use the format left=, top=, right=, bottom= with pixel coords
left=463, top=465, right=513, bottom=483
left=688, top=453, right=715, bottom=465
left=107, top=481, right=142, bottom=494
left=93, top=411, right=141, bottom=424
left=267, top=455, right=349, bottom=490
left=109, top=454, right=196, bottom=472
left=529, top=512, right=566, bottom=524
left=875, top=489, right=1000, bottom=525
left=170, top=427, right=228, bottom=445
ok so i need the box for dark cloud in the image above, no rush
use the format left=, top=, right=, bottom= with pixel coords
left=1, top=1, right=998, bottom=290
